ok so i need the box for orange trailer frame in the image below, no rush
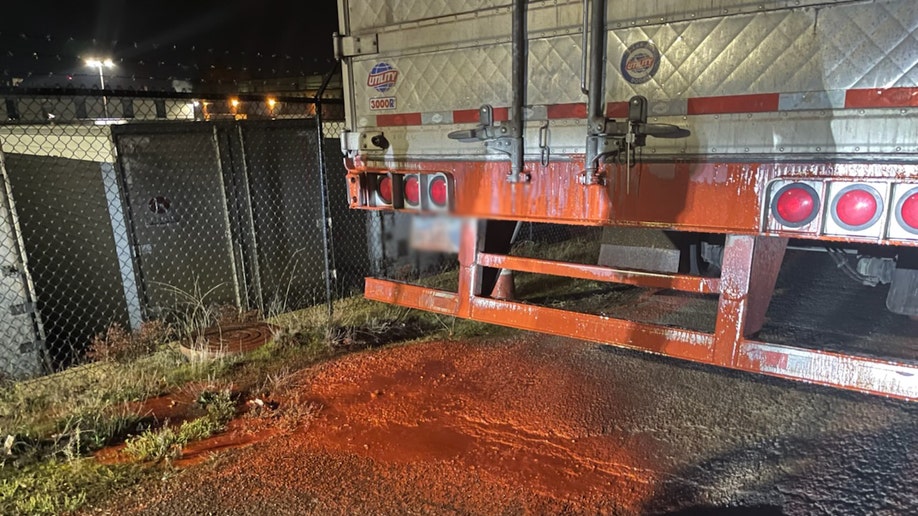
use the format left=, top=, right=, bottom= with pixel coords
left=345, top=156, right=918, bottom=401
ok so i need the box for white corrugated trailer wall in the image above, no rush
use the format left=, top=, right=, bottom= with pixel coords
left=338, top=0, right=918, bottom=159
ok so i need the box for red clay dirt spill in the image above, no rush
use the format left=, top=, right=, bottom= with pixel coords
left=91, top=336, right=674, bottom=514
left=297, top=337, right=664, bottom=510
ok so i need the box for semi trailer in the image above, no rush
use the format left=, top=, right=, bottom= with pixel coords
left=334, top=0, right=918, bottom=399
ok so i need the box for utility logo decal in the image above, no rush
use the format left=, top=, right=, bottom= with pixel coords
left=368, top=62, right=399, bottom=93
left=620, top=42, right=660, bottom=85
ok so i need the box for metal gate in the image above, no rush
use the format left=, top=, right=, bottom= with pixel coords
left=237, top=122, right=328, bottom=314
left=114, top=125, right=240, bottom=318
left=112, top=119, right=333, bottom=319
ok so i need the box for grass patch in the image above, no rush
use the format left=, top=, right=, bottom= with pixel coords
left=0, top=345, right=241, bottom=451
left=0, top=309, right=339, bottom=512
left=0, top=459, right=145, bottom=516
left=123, top=388, right=235, bottom=462
left=122, top=425, right=182, bottom=463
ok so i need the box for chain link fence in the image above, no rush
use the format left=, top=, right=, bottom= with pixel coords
left=0, top=87, right=606, bottom=383
left=0, top=90, right=388, bottom=381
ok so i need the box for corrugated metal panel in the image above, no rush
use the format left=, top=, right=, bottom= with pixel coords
left=350, top=0, right=918, bottom=113
left=342, top=0, right=918, bottom=157
left=608, top=1, right=918, bottom=99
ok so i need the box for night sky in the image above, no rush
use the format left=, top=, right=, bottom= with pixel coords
left=1, top=0, right=339, bottom=89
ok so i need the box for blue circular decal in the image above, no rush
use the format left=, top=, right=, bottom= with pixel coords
left=367, top=62, right=399, bottom=93
left=620, top=42, right=660, bottom=85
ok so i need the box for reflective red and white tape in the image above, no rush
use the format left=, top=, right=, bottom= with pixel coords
left=370, top=87, right=918, bottom=127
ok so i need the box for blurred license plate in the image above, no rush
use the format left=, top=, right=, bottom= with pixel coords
left=410, top=215, right=462, bottom=253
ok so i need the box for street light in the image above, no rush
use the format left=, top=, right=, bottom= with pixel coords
left=85, top=58, right=115, bottom=118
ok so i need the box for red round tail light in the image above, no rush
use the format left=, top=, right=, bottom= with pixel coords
left=428, top=176, right=448, bottom=207
left=896, top=187, right=918, bottom=235
left=404, top=175, right=421, bottom=205
left=831, top=185, right=882, bottom=231
left=772, top=183, right=819, bottom=227
left=377, top=175, right=392, bottom=204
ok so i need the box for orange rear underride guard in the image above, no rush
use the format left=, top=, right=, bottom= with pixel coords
left=348, top=158, right=918, bottom=400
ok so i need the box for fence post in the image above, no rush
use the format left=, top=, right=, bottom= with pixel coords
left=314, top=62, right=341, bottom=323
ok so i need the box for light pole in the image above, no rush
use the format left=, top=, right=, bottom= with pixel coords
left=85, top=58, right=114, bottom=118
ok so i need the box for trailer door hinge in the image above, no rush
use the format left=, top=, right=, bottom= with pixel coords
left=333, top=32, right=379, bottom=59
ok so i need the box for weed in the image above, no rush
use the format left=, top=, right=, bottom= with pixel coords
left=152, top=280, right=227, bottom=342
left=327, top=317, right=430, bottom=349
left=214, top=304, right=261, bottom=326
left=179, top=375, right=235, bottom=405
left=123, top=424, right=181, bottom=462
left=175, top=416, right=220, bottom=442
left=2, top=399, right=144, bottom=469
left=272, top=324, right=325, bottom=350
left=263, top=367, right=297, bottom=395
left=0, top=459, right=143, bottom=516
left=123, top=389, right=235, bottom=462
left=0, top=284, right=349, bottom=511
left=244, top=391, right=321, bottom=433
left=199, top=389, right=236, bottom=424
left=264, top=246, right=313, bottom=318
left=278, top=394, right=322, bottom=432
left=510, top=236, right=601, bottom=263
left=0, top=344, right=242, bottom=469
left=51, top=404, right=144, bottom=461
left=87, top=319, right=173, bottom=363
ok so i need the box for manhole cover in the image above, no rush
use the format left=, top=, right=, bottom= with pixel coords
left=180, top=322, right=275, bottom=361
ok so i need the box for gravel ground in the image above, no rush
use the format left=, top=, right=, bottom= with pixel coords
left=85, top=333, right=918, bottom=515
